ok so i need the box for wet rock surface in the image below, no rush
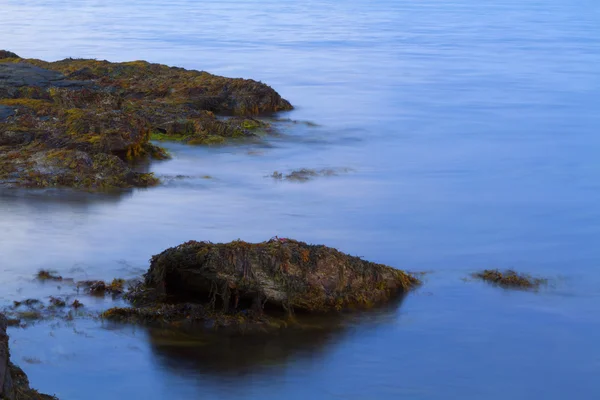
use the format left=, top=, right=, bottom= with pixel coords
left=1, top=314, right=56, bottom=399
left=0, top=63, right=94, bottom=93
left=0, top=50, right=292, bottom=190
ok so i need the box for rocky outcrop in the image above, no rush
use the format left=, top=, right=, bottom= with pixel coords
left=0, top=51, right=292, bottom=190
left=103, top=239, right=419, bottom=331
left=0, top=314, right=56, bottom=400
left=0, top=51, right=19, bottom=60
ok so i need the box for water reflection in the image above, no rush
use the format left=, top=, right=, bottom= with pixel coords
left=0, top=187, right=130, bottom=207
left=146, top=297, right=407, bottom=378
left=148, top=323, right=347, bottom=377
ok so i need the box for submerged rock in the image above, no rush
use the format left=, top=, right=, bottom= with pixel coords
left=104, top=239, right=419, bottom=331
left=1, top=314, right=56, bottom=399
left=271, top=168, right=352, bottom=182
left=473, top=269, right=547, bottom=290
left=0, top=51, right=292, bottom=190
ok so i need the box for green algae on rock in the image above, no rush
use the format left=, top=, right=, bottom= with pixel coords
left=473, top=269, right=547, bottom=290
left=0, top=50, right=292, bottom=190
left=1, top=314, right=57, bottom=399
left=103, top=238, right=420, bottom=331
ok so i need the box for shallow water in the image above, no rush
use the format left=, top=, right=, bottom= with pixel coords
left=1, top=0, right=600, bottom=398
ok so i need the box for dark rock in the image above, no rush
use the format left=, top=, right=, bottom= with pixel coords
left=1, top=314, right=56, bottom=399
left=0, top=63, right=94, bottom=95
left=0, top=130, right=33, bottom=146
left=0, top=51, right=19, bottom=60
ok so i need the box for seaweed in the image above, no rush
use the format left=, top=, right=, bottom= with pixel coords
left=36, top=270, right=62, bottom=281
left=473, top=269, right=547, bottom=290
left=270, top=168, right=352, bottom=182
left=71, top=300, right=84, bottom=309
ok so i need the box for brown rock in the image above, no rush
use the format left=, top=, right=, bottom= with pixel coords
left=143, top=238, right=419, bottom=314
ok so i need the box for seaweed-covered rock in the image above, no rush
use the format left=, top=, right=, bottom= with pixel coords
left=77, top=279, right=125, bottom=296
left=0, top=51, right=292, bottom=190
left=103, top=239, right=418, bottom=333
left=1, top=314, right=56, bottom=399
left=0, top=63, right=94, bottom=94
left=473, top=269, right=547, bottom=290
left=140, top=238, right=419, bottom=313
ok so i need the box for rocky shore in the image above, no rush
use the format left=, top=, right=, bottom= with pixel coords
left=0, top=51, right=291, bottom=190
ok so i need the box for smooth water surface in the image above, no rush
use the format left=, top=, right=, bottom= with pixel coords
left=1, top=0, right=600, bottom=398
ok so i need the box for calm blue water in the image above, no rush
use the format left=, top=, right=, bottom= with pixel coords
left=1, top=0, right=600, bottom=398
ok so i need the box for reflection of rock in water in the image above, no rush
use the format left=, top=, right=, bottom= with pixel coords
left=148, top=323, right=344, bottom=377
left=0, top=186, right=129, bottom=208
left=147, top=296, right=407, bottom=378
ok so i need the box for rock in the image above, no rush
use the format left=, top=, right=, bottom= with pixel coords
left=104, top=239, right=419, bottom=331
left=0, top=63, right=94, bottom=95
left=0, top=130, right=32, bottom=146
left=143, top=238, right=418, bottom=313
left=1, top=313, right=56, bottom=399
left=77, top=279, right=125, bottom=296
left=0, top=51, right=19, bottom=60
left=0, top=51, right=292, bottom=190
left=472, top=269, right=547, bottom=290
left=271, top=168, right=351, bottom=182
